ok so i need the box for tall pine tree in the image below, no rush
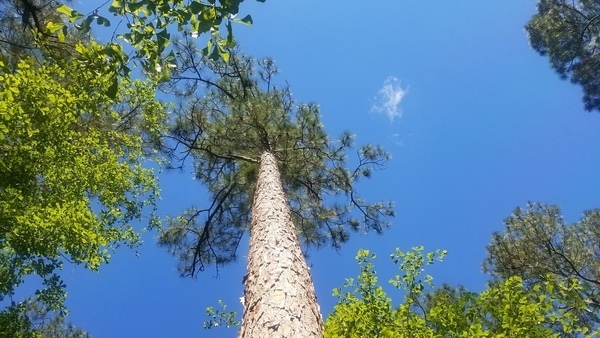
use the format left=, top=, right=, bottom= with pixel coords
left=158, top=42, right=394, bottom=336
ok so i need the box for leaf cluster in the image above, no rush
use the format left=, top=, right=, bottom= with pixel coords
left=203, top=299, right=240, bottom=330
left=52, top=0, right=264, bottom=78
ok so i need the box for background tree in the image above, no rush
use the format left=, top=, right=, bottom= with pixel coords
left=0, top=40, right=166, bottom=332
left=483, top=203, right=600, bottom=334
left=0, top=0, right=85, bottom=69
left=324, top=247, right=445, bottom=337
left=526, top=0, right=600, bottom=111
left=156, top=44, right=393, bottom=335
left=0, top=299, right=90, bottom=338
left=325, top=247, right=596, bottom=337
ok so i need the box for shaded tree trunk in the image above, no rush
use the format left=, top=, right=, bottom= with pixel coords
left=238, top=151, right=324, bottom=337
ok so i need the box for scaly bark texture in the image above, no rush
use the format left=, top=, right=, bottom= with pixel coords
left=238, top=151, right=324, bottom=338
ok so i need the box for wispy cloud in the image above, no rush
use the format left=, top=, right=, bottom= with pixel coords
left=372, top=77, right=407, bottom=121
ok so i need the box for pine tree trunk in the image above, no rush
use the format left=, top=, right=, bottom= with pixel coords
left=238, top=151, right=324, bottom=338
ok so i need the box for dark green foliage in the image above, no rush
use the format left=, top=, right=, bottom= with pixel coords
left=158, top=43, right=394, bottom=277
left=527, top=0, right=600, bottom=111
left=0, top=303, right=31, bottom=338
left=0, top=300, right=90, bottom=338
left=0, top=0, right=85, bottom=69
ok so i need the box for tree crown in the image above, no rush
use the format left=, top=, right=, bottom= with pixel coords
left=158, top=46, right=394, bottom=276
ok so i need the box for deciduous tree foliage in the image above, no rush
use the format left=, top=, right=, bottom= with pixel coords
left=54, top=0, right=265, bottom=76
left=0, top=1, right=168, bottom=334
left=0, top=41, right=166, bottom=327
left=484, top=203, right=600, bottom=335
left=527, top=0, right=600, bottom=111
left=157, top=45, right=393, bottom=335
left=325, top=248, right=597, bottom=337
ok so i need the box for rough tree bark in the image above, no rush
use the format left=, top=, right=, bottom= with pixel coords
left=238, top=151, right=324, bottom=338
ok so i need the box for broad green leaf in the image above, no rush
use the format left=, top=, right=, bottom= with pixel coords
left=234, top=14, right=253, bottom=26
left=208, top=45, right=221, bottom=61
left=128, top=1, right=148, bottom=13
left=225, top=21, right=235, bottom=47
left=156, top=29, right=171, bottom=53
left=219, top=45, right=230, bottom=63
left=56, top=4, right=84, bottom=23
left=107, top=76, right=118, bottom=99
left=46, top=22, right=64, bottom=34
left=96, top=16, right=111, bottom=27
left=201, top=8, right=217, bottom=22
left=189, top=1, right=209, bottom=14
left=75, top=16, right=95, bottom=33
left=111, top=0, right=123, bottom=9
left=158, top=65, right=171, bottom=82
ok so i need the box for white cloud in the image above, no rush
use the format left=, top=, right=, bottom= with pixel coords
left=372, top=77, right=407, bottom=121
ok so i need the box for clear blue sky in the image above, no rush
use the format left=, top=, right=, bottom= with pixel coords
left=57, top=1, right=600, bottom=336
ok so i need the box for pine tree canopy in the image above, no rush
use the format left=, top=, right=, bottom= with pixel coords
left=158, top=44, right=395, bottom=277
left=526, top=0, right=600, bottom=111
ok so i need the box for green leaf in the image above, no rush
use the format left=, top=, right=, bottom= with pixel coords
left=225, top=21, right=235, bottom=47
left=208, top=45, right=221, bottom=61
left=75, top=16, right=95, bottom=33
left=219, top=45, right=230, bottom=63
left=111, top=0, right=123, bottom=9
left=156, top=29, right=171, bottom=53
left=128, top=1, right=148, bottom=13
left=46, top=22, right=64, bottom=34
left=56, top=4, right=84, bottom=23
left=234, top=14, right=253, bottom=26
left=96, top=16, right=111, bottom=27
left=57, top=26, right=68, bottom=43
left=189, top=1, right=209, bottom=14
left=158, top=65, right=171, bottom=82
left=107, top=77, right=118, bottom=99
left=201, top=7, right=217, bottom=22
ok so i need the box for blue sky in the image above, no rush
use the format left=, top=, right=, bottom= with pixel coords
left=57, top=0, right=600, bottom=337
